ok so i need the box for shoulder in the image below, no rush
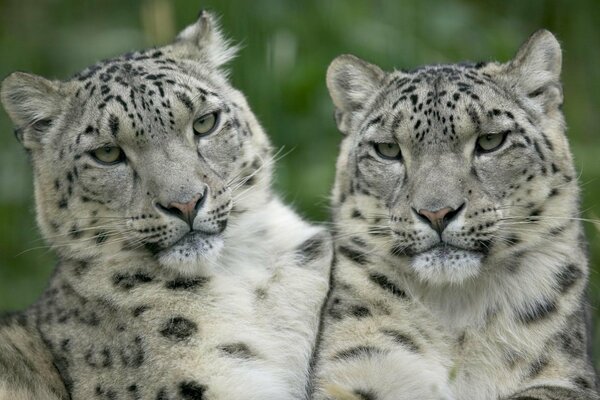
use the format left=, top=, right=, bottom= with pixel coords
left=225, top=197, right=333, bottom=274
left=0, top=312, right=68, bottom=400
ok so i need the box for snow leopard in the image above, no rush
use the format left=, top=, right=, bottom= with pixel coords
left=0, top=11, right=331, bottom=400
left=312, top=30, right=598, bottom=400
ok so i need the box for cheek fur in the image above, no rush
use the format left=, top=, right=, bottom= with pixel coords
left=356, top=155, right=405, bottom=204
left=77, top=163, right=134, bottom=208
left=197, top=127, right=243, bottom=179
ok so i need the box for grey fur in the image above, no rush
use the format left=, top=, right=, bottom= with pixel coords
left=0, top=11, right=331, bottom=400
left=313, top=30, right=598, bottom=400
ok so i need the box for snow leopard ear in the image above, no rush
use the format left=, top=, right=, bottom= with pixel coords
left=174, top=10, right=239, bottom=68
left=1, top=71, right=64, bottom=149
left=327, top=54, right=385, bottom=134
left=506, top=30, right=563, bottom=113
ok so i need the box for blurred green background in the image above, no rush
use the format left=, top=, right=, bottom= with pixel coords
left=0, top=0, right=598, bottom=362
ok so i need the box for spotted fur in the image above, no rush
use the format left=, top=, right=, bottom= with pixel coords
left=0, top=12, right=331, bottom=400
left=313, top=30, right=598, bottom=400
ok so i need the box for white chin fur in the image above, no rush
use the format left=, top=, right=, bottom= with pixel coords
left=410, top=247, right=483, bottom=285
left=157, top=233, right=224, bottom=276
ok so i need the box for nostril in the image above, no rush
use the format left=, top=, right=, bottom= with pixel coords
left=443, top=203, right=465, bottom=225
left=194, top=192, right=206, bottom=212
left=155, top=202, right=185, bottom=221
left=413, top=207, right=431, bottom=225
left=413, top=203, right=466, bottom=235
left=155, top=191, right=206, bottom=228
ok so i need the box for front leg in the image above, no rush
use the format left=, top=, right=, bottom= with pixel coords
left=506, top=385, right=599, bottom=400
left=313, top=346, right=455, bottom=400
left=0, top=313, right=68, bottom=400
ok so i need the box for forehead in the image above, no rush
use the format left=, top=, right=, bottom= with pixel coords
left=363, top=63, right=517, bottom=146
left=72, top=49, right=221, bottom=102
left=68, top=49, right=226, bottom=146
left=386, top=63, right=493, bottom=99
left=75, top=49, right=185, bottom=83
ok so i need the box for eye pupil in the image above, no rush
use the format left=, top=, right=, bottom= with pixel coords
left=477, top=131, right=508, bottom=153
left=374, top=142, right=402, bottom=160
left=91, top=146, right=124, bottom=165
left=193, top=111, right=220, bottom=136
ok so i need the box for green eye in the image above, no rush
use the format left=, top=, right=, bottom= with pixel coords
left=193, top=112, right=220, bottom=136
left=476, top=132, right=508, bottom=153
left=374, top=142, right=402, bottom=160
left=91, top=146, right=125, bottom=165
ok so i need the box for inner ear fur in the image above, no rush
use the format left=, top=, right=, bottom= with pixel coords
left=505, top=29, right=563, bottom=113
left=326, top=54, right=385, bottom=113
left=173, top=10, right=239, bottom=69
left=1, top=71, right=64, bottom=147
left=326, top=54, right=385, bottom=134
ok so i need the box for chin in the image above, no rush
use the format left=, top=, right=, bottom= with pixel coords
left=157, top=232, right=224, bottom=276
left=410, top=245, right=484, bottom=285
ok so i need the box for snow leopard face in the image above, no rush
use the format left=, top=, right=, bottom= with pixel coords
left=328, top=31, right=578, bottom=285
left=1, top=12, right=273, bottom=275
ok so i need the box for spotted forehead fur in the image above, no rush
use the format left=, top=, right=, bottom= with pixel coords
left=67, top=49, right=238, bottom=147
left=364, top=64, right=509, bottom=146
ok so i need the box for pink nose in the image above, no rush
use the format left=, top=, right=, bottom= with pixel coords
left=416, top=206, right=459, bottom=234
left=159, top=193, right=205, bottom=228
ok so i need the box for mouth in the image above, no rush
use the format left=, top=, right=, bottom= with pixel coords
left=149, top=231, right=224, bottom=274
left=420, top=243, right=482, bottom=259
left=409, top=243, right=484, bottom=285
left=168, top=230, right=219, bottom=251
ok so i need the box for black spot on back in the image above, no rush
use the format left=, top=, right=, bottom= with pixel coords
left=296, top=233, right=328, bottom=263
left=338, top=245, right=367, bottom=265
left=113, top=272, right=153, bottom=290
left=350, top=305, right=372, bottom=318
left=165, top=277, right=209, bottom=291
left=133, top=305, right=151, bottom=317
left=380, top=329, right=420, bottom=352
left=217, top=342, right=257, bottom=359
left=333, top=346, right=387, bottom=360
left=368, top=273, right=408, bottom=298
left=159, top=316, right=198, bottom=341
left=118, top=336, right=145, bottom=367
left=527, top=356, right=549, bottom=379
left=555, top=264, right=582, bottom=293
left=179, top=381, right=207, bottom=400
left=573, top=376, right=592, bottom=390
left=517, top=298, right=557, bottom=324
left=156, top=387, right=169, bottom=400
left=354, top=389, right=378, bottom=400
